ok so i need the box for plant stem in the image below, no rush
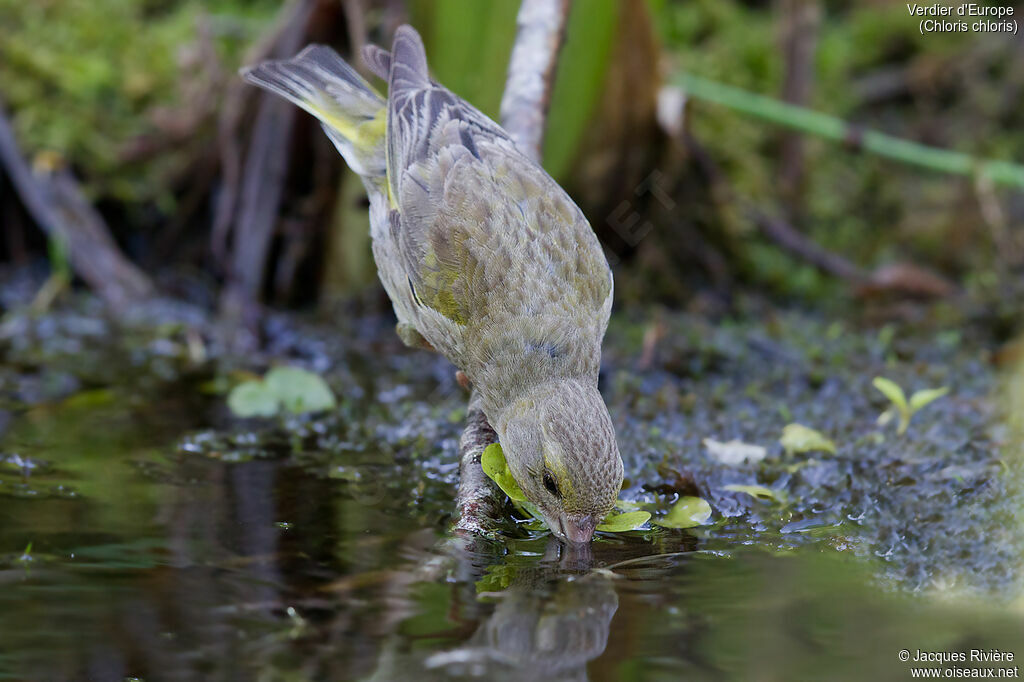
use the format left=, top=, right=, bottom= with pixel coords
left=677, top=73, right=1024, bottom=188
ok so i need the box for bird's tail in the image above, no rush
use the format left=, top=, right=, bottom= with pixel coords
left=241, top=45, right=386, bottom=179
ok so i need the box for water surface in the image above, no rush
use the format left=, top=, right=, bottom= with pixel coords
left=1, top=387, right=1021, bottom=681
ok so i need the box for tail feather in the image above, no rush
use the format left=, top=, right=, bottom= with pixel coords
left=388, top=25, right=431, bottom=94
left=241, top=45, right=386, bottom=177
left=362, top=44, right=391, bottom=82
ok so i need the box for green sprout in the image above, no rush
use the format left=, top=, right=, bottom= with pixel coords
left=872, top=377, right=949, bottom=435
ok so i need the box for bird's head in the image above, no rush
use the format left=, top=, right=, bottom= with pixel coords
left=497, top=379, right=623, bottom=544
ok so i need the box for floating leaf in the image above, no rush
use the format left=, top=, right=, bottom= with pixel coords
left=227, top=367, right=336, bottom=417
left=597, top=511, right=651, bottom=532
left=908, top=386, right=949, bottom=412
left=264, top=366, right=336, bottom=414
left=872, top=377, right=908, bottom=412
left=227, top=381, right=279, bottom=418
left=481, top=443, right=527, bottom=502
left=780, top=424, right=836, bottom=455
left=704, top=437, right=767, bottom=465
left=654, top=496, right=713, bottom=529
left=723, top=484, right=785, bottom=503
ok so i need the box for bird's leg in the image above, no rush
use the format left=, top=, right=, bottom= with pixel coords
left=396, top=322, right=435, bottom=351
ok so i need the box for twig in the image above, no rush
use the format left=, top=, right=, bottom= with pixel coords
left=676, top=73, right=1024, bottom=188
left=749, top=209, right=866, bottom=282
left=684, top=130, right=867, bottom=282
left=212, top=0, right=314, bottom=264
left=454, top=390, right=502, bottom=535
left=499, top=0, right=572, bottom=162
left=0, top=101, right=154, bottom=307
left=777, top=0, right=820, bottom=208
left=455, top=1, right=572, bottom=534
left=218, top=0, right=316, bottom=324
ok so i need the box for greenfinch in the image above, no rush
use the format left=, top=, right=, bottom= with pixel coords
left=242, top=25, right=622, bottom=543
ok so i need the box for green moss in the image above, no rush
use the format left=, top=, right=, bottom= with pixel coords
left=0, top=0, right=277, bottom=204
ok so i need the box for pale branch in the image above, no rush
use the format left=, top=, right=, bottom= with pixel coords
left=499, top=0, right=572, bottom=163
left=453, top=390, right=502, bottom=535
left=0, top=102, right=154, bottom=307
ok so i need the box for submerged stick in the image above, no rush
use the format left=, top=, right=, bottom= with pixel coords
left=455, top=0, right=572, bottom=533
left=500, top=0, right=572, bottom=163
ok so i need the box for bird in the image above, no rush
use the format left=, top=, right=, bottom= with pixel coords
left=241, top=25, right=623, bottom=543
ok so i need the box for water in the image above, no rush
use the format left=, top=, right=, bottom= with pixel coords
left=1, top=391, right=1022, bottom=682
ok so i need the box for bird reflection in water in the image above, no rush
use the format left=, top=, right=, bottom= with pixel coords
left=374, top=537, right=618, bottom=682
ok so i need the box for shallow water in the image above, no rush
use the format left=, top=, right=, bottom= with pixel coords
left=1, top=386, right=1022, bottom=682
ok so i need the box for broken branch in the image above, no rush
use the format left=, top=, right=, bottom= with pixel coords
left=500, top=0, right=572, bottom=163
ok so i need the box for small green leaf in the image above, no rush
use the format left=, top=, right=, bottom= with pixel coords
left=265, top=366, right=336, bottom=414
left=876, top=408, right=895, bottom=428
left=908, top=386, right=949, bottom=412
left=872, top=377, right=908, bottom=412
left=481, top=443, right=527, bottom=502
left=597, top=511, right=651, bottom=532
left=513, top=499, right=545, bottom=522
left=780, top=423, right=836, bottom=455
left=723, top=484, right=785, bottom=503
left=654, top=496, right=713, bottom=529
left=227, top=381, right=279, bottom=418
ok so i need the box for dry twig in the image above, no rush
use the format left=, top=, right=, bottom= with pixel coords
left=0, top=102, right=154, bottom=307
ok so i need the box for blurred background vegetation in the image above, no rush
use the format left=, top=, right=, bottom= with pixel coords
left=0, top=0, right=1021, bottom=333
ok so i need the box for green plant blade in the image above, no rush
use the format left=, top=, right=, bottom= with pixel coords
left=872, top=377, right=908, bottom=412
left=908, top=386, right=950, bottom=413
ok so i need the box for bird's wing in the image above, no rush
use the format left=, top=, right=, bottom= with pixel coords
left=384, top=26, right=513, bottom=202
left=382, top=27, right=612, bottom=334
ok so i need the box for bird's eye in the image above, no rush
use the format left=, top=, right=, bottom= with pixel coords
left=542, top=470, right=560, bottom=497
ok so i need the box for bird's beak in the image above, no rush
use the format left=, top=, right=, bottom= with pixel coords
left=554, top=513, right=597, bottom=544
